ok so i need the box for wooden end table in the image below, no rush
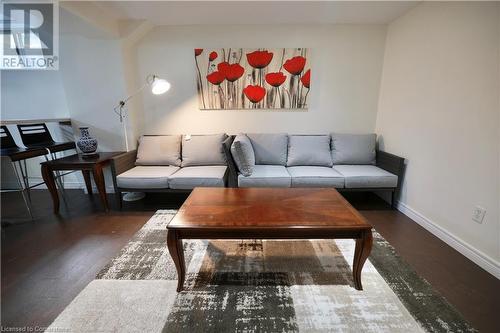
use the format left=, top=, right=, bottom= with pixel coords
left=41, top=152, right=123, bottom=213
left=167, top=187, right=373, bottom=292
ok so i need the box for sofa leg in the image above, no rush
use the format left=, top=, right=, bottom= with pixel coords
left=391, top=191, right=396, bottom=210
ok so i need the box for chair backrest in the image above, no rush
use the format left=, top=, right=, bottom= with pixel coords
left=17, top=123, right=55, bottom=147
left=0, top=126, right=19, bottom=149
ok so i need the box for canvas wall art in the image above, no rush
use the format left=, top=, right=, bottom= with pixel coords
left=194, top=48, right=311, bottom=110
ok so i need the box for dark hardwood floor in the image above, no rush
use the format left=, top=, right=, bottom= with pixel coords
left=1, top=189, right=499, bottom=332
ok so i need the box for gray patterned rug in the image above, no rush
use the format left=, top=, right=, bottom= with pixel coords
left=47, top=210, right=476, bottom=333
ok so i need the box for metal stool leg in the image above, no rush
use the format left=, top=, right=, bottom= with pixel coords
left=20, top=159, right=32, bottom=203
left=53, top=151, right=66, bottom=187
left=51, top=152, right=65, bottom=191
left=50, top=152, right=64, bottom=191
left=12, top=161, right=34, bottom=219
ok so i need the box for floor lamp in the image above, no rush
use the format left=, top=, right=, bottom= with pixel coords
left=114, top=74, right=170, bottom=201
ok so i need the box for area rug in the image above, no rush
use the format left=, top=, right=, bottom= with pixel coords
left=47, top=210, right=476, bottom=333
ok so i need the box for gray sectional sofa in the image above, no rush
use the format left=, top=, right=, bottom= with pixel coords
left=110, top=132, right=404, bottom=208
left=222, top=133, right=404, bottom=208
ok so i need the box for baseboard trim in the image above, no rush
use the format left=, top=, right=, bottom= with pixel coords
left=396, top=200, right=500, bottom=280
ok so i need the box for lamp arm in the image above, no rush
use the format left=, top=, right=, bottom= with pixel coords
left=113, top=74, right=157, bottom=116
left=113, top=74, right=158, bottom=152
left=120, top=82, right=148, bottom=105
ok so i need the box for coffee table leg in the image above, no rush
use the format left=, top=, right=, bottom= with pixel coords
left=167, top=230, right=186, bottom=292
left=353, top=229, right=373, bottom=290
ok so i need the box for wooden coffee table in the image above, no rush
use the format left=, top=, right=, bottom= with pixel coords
left=167, top=187, right=373, bottom=292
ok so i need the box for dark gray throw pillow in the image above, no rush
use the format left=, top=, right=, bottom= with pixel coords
left=331, top=133, right=376, bottom=165
left=230, top=134, right=255, bottom=176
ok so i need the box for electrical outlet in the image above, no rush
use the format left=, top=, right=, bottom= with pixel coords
left=472, top=206, right=486, bottom=224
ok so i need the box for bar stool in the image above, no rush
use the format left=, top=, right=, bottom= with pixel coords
left=1, top=126, right=48, bottom=218
left=17, top=123, right=76, bottom=154
left=17, top=123, right=77, bottom=192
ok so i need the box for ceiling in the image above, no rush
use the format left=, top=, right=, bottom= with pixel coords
left=89, top=1, right=420, bottom=26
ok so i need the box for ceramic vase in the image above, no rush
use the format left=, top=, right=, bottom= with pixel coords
left=77, top=127, right=98, bottom=155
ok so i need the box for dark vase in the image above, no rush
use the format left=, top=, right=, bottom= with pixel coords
left=77, top=127, right=98, bottom=156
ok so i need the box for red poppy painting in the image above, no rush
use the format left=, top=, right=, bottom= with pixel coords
left=194, top=48, right=311, bottom=110
left=265, top=72, right=287, bottom=87
left=243, top=85, right=266, bottom=103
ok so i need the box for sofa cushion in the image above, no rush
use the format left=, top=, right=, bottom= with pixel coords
left=333, top=165, right=397, bottom=188
left=135, top=135, right=181, bottom=166
left=168, top=166, right=227, bottom=189
left=238, top=165, right=291, bottom=188
left=230, top=134, right=255, bottom=176
left=181, top=134, right=227, bottom=167
left=246, top=133, right=288, bottom=166
left=287, top=166, right=344, bottom=188
left=116, top=166, right=179, bottom=189
left=287, top=135, right=332, bottom=167
left=331, top=133, right=376, bottom=165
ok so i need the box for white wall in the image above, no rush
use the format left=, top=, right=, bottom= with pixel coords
left=59, top=9, right=128, bottom=153
left=119, top=21, right=154, bottom=150
left=136, top=24, right=387, bottom=135
left=1, top=71, right=69, bottom=120
left=376, top=2, right=500, bottom=270
left=55, top=8, right=131, bottom=190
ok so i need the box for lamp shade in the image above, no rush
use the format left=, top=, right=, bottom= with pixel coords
left=151, top=78, right=171, bottom=95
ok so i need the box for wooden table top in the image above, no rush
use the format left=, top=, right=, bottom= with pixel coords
left=168, top=188, right=372, bottom=230
left=41, top=152, right=124, bottom=167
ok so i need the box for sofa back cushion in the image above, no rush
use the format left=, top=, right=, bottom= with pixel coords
left=135, top=135, right=181, bottom=166
left=181, top=133, right=227, bottom=167
left=331, top=133, right=376, bottom=165
left=287, top=135, right=332, bottom=167
left=230, top=134, right=255, bottom=176
left=246, top=133, right=288, bottom=166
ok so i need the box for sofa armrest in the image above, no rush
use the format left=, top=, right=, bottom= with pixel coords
left=376, top=150, right=405, bottom=194
left=222, top=136, right=238, bottom=188
left=376, top=150, right=404, bottom=176
left=110, top=150, right=137, bottom=178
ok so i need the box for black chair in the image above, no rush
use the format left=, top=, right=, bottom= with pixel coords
left=1, top=126, right=48, bottom=218
left=17, top=123, right=76, bottom=154
left=17, top=123, right=77, bottom=192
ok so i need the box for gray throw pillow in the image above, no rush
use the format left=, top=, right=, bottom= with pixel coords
left=287, top=135, right=332, bottom=167
left=246, top=133, right=288, bottom=166
left=331, top=133, right=376, bottom=165
left=135, top=135, right=181, bottom=166
left=230, top=134, right=255, bottom=176
left=181, top=134, right=228, bottom=167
